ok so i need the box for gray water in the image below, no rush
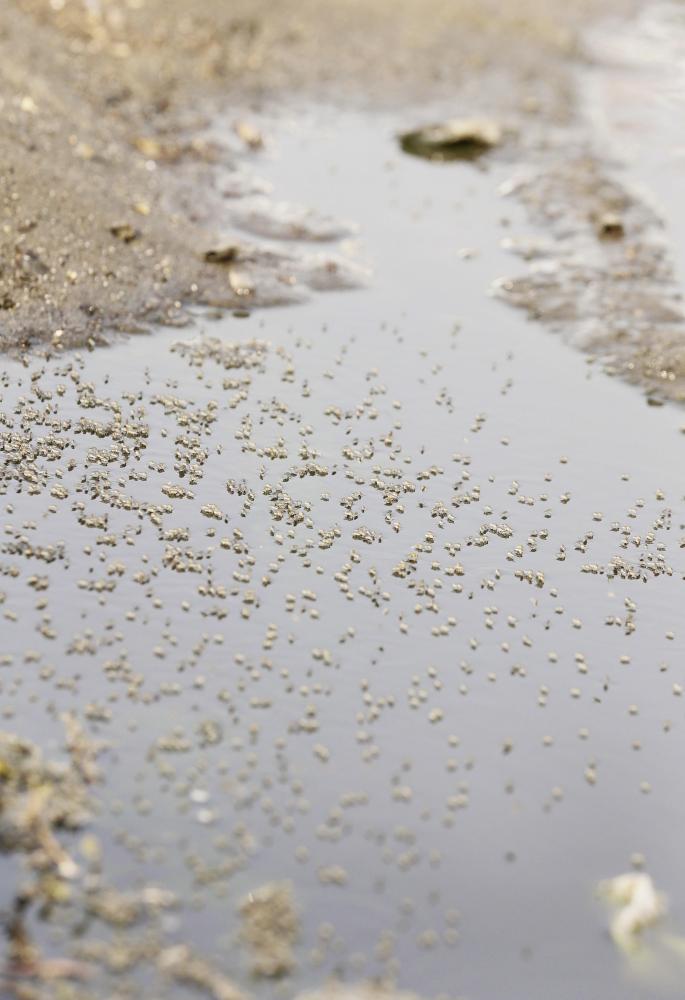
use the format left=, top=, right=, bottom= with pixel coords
left=2, top=75, right=685, bottom=1000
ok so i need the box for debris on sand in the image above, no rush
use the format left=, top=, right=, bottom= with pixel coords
left=399, top=117, right=502, bottom=161
left=228, top=268, right=256, bottom=298
left=594, top=210, right=625, bottom=240
left=203, top=241, right=368, bottom=297
left=234, top=121, right=265, bottom=150
left=239, top=881, right=299, bottom=977
left=598, top=872, right=667, bottom=949
left=205, top=245, right=243, bottom=264
left=133, top=136, right=220, bottom=165
left=110, top=223, right=141, bottom=244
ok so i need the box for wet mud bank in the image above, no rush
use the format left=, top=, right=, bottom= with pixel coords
left=497, top=1, right=685, bottom=402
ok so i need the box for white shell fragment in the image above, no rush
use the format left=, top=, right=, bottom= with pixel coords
left=598, top=872, right=667, bottom=949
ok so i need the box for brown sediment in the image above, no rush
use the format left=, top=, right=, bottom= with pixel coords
left=1, top=0, right=630, bottom=351
left=238, top=881, right=299, bottom=977
left=495, top=154, right=685, bottom=402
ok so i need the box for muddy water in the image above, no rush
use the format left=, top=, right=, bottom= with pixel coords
left=2, top=100, right=685, bottom=1000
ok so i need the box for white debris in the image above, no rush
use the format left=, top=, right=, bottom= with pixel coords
left=399, top=117, right=502, bottom=161
left=599, top=872, right=667, bottom=948
left=232, top=197, right=355, bottom=242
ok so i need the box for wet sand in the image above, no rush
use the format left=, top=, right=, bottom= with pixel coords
left=1, top=0, right=629, bottom=350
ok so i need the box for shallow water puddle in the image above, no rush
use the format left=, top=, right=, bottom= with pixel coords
left=1, top=102, right=685, bottom=1000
